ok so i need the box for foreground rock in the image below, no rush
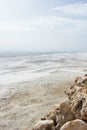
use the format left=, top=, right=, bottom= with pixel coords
left=41, top=101, right=75, bottom=129
left=33, top=120, right=54, bottom=130
left=33, top=74, right=87, bottom=130
left=65, top=75, right=87, bottom=121
left=60, top=119, right=87, bottom=130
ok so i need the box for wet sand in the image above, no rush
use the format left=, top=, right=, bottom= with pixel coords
left=0, top=71, right=84, bottom=130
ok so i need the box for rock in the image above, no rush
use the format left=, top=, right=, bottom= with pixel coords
left=74, top=76, right=87, bottom=86
left=85, top=74, right=87, bottom=77
left=70, top=95, right=87, bottom=120
left=33, top=120, right=55, bottom=130
left=41, top=101, right=75, bottom=129
left=60, top=119, right=87, bottom=130
left=64, top=75, right=87, bottom=121
left=55, top=101, right=75, bottom=129
left=74, top=77, right=82, bottom=84
left=41, top=104, right=60, bottom=121
left=33, top=74, right=87, bottom=130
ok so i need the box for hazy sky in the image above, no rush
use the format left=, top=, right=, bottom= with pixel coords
left=0, top=0, right=87, bottom=52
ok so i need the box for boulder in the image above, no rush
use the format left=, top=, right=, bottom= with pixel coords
left=33, top=120, right=55, bottom=130
left=60, top=119, right=87, bottom=130
left=55, top=101, right=75, bottom=129
left=64, top=75, right=87, bottom=121
left=33, top=74, right=87, bottom=130
left=41, top=102, right=75, bottom=129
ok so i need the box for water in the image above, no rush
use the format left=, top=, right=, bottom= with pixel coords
left=0, top=52, right=87, bottom=85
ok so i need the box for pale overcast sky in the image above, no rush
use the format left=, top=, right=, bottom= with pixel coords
left=0, top=0, right=87, bottom=52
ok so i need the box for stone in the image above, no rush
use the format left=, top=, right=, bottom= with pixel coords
left=74, top=77, right=82, bottom=84
left=64, top=75, right=87, bottom=121
left=33, top=120, right=55, bottom=130
left=41, top=102, right=75, bottom=129
left=33, top=74, right=87, bottom=130
left=55, top=101, right=75, bottom=129
left=60, top=119, right=87, bottom=130
left=41, top=104, right=60, bottom=121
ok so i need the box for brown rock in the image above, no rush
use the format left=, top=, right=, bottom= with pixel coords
left=33, top=120, right=55, bottom=130
left=55, top=101, right=75, bottom=129
left=74, top=76, right=87, bottom=86
left=85, top=74, right=87, bottom=77
left=74, top=77, right=82, bottom=84
left=33, top=74, right=87, bottom=130
left=60, top=119, right=87, bottom=130
left=42, top=102, right=75, bottom=129
left=41, top=104, right=60, bottom=121
left=64, top=75, right=87, bottom=121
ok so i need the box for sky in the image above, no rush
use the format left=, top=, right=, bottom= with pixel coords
left=0, top=0, right=87, bottom=52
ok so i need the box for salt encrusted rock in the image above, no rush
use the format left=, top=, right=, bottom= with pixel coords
left=55, top=101, right=75, bottom=129
left=33, top=74, right=87, bottom=130
left=70, top=93, right=87, bottom=120
left=60, top=119, right=87, bottom=130
left=64, top=75, right=87, bottom=121
left=33, top=120, right=55, bottom=130
left=41, top=102, right=75, bottom=129
left=74, top=76, right=87, bottom=86
left=65, top=76, right=87, bottom=99
left=65, top=75, right=87, bottom=121
left=41, top=104, right=59, bottom=128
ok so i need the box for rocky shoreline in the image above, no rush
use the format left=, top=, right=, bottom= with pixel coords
left=33, top=74, right=87, bottom=130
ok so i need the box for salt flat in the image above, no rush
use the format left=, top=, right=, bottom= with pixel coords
left=0, top=71, right=84, bottom=130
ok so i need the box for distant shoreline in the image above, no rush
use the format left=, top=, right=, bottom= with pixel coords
left=0, top=51, right=87, bottom=57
